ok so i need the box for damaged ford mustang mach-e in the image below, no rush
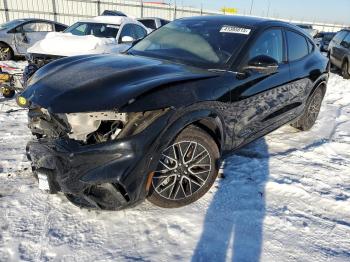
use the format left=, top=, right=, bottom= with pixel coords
left=20, top=16, right=329, bottom=210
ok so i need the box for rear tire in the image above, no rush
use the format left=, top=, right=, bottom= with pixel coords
left=148, top=126, right=220, bottom=208
left=291, top=87, right=324, bottom=131
left=0, top=43, right=13, bottom=61
left=342, top=60, right=350, bottom=79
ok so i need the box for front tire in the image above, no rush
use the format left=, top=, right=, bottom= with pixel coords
left=0, top=43, right=13, bottom=61
left=148, top=126, right=219, bottom=208
left=291, top=87, right=324, bottom=131
left=342, top=60, right=350, bottom=79
left=1, top=87, right=15, bottom=98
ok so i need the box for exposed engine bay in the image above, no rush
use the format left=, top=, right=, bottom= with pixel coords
left=29, top=107, right=129, bottom=143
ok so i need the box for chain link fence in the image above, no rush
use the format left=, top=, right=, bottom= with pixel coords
left=0, top=0, right=347, bottom=32
left=0, top=0, right=220, bottom=25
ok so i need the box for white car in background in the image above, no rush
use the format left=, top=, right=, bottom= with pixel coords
left=24, top=15, right=150, bottom=84
left=137, top=17, right=170, bottom=31
left=28, top=16, right=149, bottom=57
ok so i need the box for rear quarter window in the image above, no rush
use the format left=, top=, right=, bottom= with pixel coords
left=286, top=30, right=309, bottom=61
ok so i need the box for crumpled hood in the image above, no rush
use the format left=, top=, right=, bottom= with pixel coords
left=28, top=32, right=116, bottom=56
left=22, top=54, right=220, bottom=113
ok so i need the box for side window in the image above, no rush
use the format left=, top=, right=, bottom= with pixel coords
left=249, top=29, right=283, bottom=63
left=341, top=33, right=350, bottom=48
left=119, top=24, right=135, bottom=41
left=139, top=19, right=157, bottom=30
left=286, top=31, right=309, bottom=61
left=133, top=25, right=147, bottom=40
left=23, top=22, right=53, bottom=32
left=332, top=31, right=347, bottom=44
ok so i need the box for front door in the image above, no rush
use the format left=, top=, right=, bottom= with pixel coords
left=228, top=28, right=292, bottom=148
left=14, top=21, right=54, bottom=55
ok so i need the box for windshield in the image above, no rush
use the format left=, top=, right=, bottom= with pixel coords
left=0, top=19, right=26, bottom=30
left=64, top=22, right=119, bottom=38
left=130, top=19, right=250, bottom=68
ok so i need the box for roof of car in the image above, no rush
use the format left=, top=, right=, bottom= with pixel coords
left=12, top=18, right=66, bottom=25
left=138, top=17, right=168, bottom=21
left=79, top=16, right=137, bottom=25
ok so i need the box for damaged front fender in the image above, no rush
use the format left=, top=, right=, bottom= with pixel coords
left=27, top=108, right=175, bottom=210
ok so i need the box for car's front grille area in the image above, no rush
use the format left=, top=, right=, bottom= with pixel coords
left=29, top=53, right=63, bottom=68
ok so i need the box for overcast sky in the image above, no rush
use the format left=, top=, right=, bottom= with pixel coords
left=171, top=0, right=350, bottom=25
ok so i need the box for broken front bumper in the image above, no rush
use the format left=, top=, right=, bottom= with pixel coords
left=26, top=111, right=173, bottom=210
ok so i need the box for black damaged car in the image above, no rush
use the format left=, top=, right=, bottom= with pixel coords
left=19, top=16, right=329, bottom=210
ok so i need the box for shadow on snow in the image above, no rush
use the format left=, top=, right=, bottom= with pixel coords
left=192, top=138, right=269, bottom=262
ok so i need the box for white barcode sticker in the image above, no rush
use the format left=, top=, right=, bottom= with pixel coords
left=220, top=26, right=251, bottom=35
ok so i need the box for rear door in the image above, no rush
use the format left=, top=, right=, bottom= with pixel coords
left=14, top=21, right=54, bottom=54
left=285, top=30, right=318, bottom=116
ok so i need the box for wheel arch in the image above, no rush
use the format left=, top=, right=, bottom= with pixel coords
left=310, top=74, right=328, bottom=99
left=165, top=109, right=225, bottom=153
left=147, top=108, right=226, bottom=174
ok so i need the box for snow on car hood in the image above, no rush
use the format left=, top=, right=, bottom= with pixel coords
left=28, top=32, right=117, bottom=57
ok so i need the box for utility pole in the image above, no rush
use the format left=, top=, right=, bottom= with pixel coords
left=250, top=0, right=254, bottom=15
left=267, top=0, right=271, bottom=17
left=140, top=0, right=143, bottom=18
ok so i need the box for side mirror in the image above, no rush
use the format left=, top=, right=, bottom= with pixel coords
left=121, top=36, right=135, bottom=44
left=244, top=55, right=279, bottom=75
left=341, top=41, right=350, bottom=49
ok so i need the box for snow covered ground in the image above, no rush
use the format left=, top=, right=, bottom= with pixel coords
left=0, top=72, right=350, bottom=262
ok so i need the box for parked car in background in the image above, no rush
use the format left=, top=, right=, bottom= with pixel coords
left=0, top=18, right=67, bottom=60
left=101, top=10, right=127, bottom=17
left=137, top=17, right=170, bottom=30
left=314, top=32, right=336, bottom=52
left=328, top=29, right=350, bottom=79
left=20, top=16, right=329, bottom=210
left=295, top=24, right=317, bottom=37
left=24, top=16, right=149, bottom=84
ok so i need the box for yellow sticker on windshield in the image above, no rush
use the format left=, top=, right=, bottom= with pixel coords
left=220, top=26, right=251, bottom=35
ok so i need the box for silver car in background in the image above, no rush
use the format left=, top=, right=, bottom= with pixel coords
left=0, top=18, right=67, bottom=60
